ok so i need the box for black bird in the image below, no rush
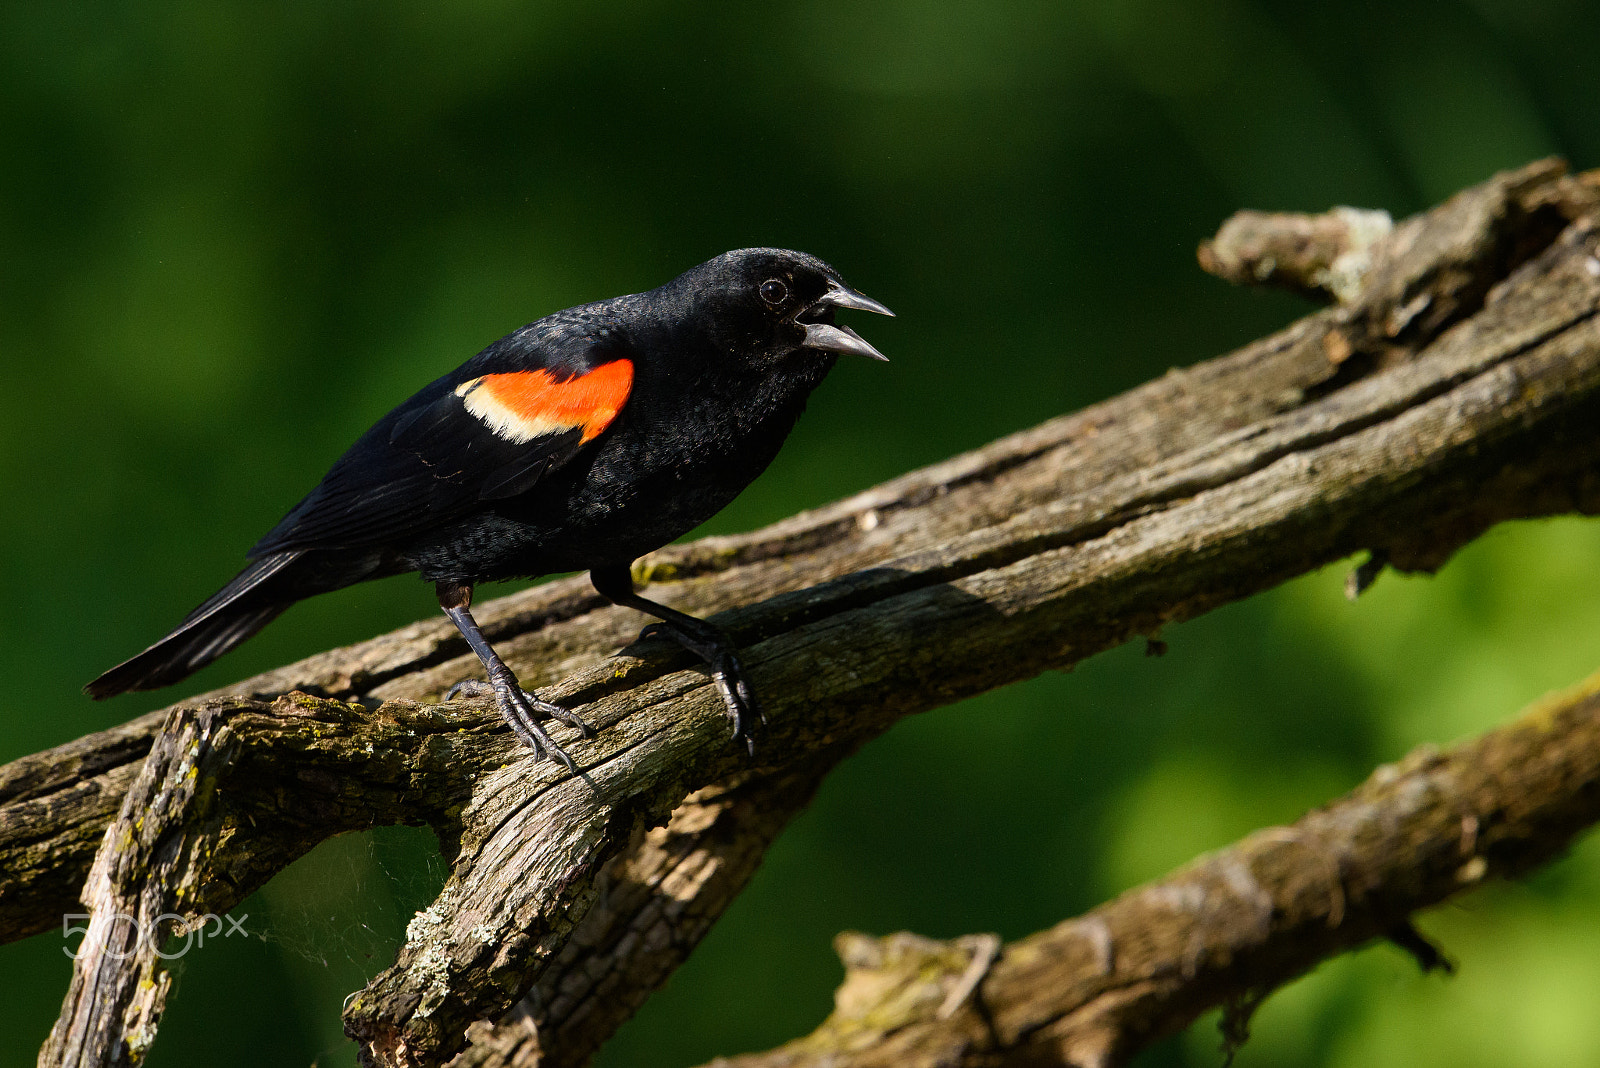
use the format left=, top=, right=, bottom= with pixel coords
left=86, top=249, right=893, bottom=770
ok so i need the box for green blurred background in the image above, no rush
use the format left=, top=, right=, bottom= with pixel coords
left=4, top=1, right=1599, bottom=1065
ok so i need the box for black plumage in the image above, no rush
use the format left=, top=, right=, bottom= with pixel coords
left=87, top=248, right=893, bottom=768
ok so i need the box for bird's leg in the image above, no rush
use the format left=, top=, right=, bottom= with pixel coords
left=589, top=564, right=764, bottom=755
left=436, top=581, right=589, bottom=770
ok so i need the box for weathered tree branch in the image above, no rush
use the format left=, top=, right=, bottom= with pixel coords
left=39, top=707, right=244, bottom=1067
left=5, top=159, right=1600, bottom=1067
left=688, top=670, right=1600, bottom=1068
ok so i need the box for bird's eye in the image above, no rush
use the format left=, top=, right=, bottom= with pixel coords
left=759, top=279, right=787, bottom=305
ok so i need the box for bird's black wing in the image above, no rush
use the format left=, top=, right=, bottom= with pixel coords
left=247, top=315, right=635, bottom=558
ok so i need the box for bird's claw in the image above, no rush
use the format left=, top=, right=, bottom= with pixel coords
left=498, top=684, right=583, bottom=772
left=444, top=678, right=491, bottom=702
left=632, top=611, right=763, bottom=755
left=536, top=696, right=595, bottom=736
left=445, top=677, right=593, bottom=736
left=710, top=650, right=765, bottom=757
left=444, top=676, right=592, bottom=765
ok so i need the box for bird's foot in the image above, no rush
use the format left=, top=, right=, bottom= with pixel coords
left=444, top=677, right=591, bottom=770
left=711, top=649, right=765, bottom=757
left=639, top=621, right=766, bottom=756
left=497, top=685, right=583, bottom=772
left=445, top=677, right=593, bottom=736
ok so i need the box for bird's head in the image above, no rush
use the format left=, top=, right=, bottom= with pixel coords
left=671, top=248, right=894, bottom=366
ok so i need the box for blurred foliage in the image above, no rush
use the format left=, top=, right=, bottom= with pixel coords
left=2, top=1, right=1598, bottom=1065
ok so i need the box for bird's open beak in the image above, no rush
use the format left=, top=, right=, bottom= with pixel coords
left=801, top=281, right=895, bottom=361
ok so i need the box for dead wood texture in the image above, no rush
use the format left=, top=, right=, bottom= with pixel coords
left=3, top=159, right=1599, bottom=1068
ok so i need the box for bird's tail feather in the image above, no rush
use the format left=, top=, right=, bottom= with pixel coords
left=85, top=552, right=306, bottom=699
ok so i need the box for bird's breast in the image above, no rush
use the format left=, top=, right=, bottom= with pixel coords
left=501, top=364, right=820, bottom=562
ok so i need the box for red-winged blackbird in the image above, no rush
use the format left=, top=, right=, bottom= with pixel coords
left=87, top=249, right=893, bottom=769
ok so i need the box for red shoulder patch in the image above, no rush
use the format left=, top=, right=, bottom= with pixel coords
left=455, top=360, right=634, bottom=444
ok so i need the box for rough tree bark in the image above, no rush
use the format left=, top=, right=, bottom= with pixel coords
left=689, top=670, right=1600, bottom=1068
left=3, top=159, right=1599, bottom=1068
